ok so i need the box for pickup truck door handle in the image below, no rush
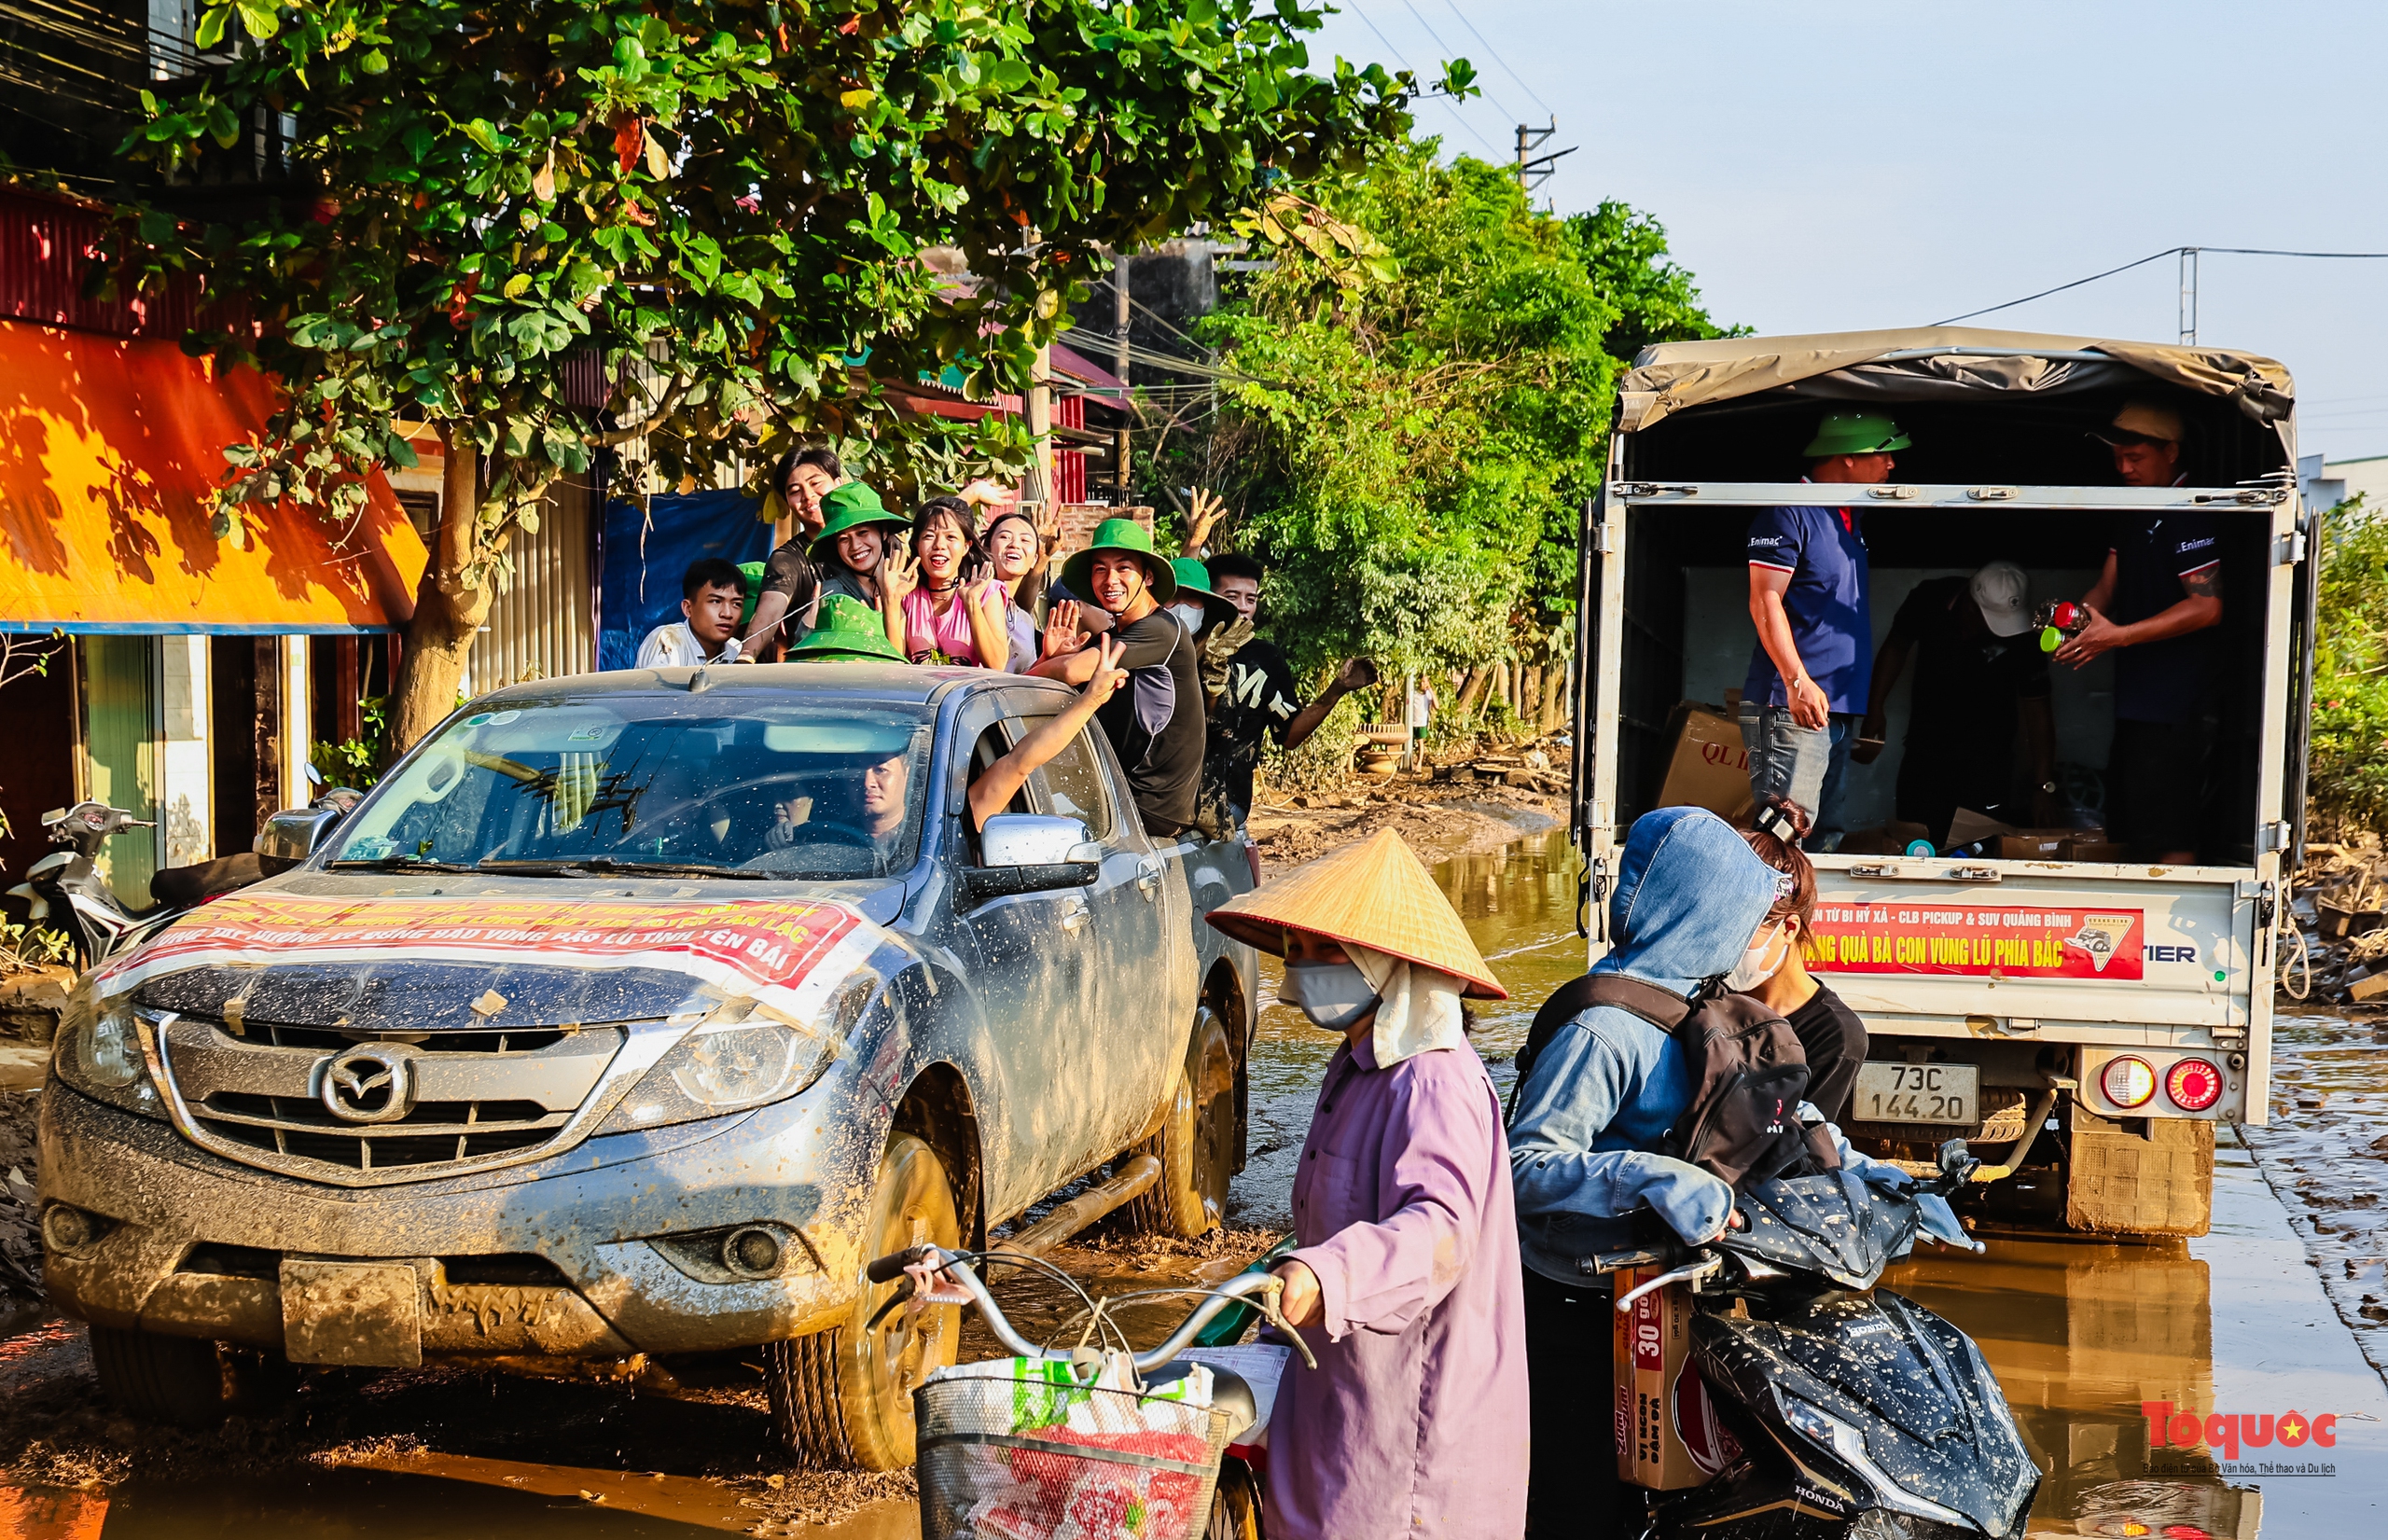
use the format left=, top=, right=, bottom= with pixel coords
left=1061, top=897, right=1091, bottom=932
left=1135, top=858, right=1162, bottom=900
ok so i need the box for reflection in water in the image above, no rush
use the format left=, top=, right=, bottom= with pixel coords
left=1895, top=1228, right=2257, bottom=1536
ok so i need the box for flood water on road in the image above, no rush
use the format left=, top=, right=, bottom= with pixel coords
left=5, top=824, right=2387, bottom=1536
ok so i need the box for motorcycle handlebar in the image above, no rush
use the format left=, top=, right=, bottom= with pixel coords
left=1589, top=1240, right=1689, bottom=1275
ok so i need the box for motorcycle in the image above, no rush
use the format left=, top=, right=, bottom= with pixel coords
left=1598, top=1140, right=2040, bottom=1540
left=6, top=787, right=358, bottom=970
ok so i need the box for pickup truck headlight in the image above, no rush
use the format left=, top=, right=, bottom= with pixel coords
left=55, top=992, right=167, bottom=1118
left=598, top=985, right=865, bottom=1134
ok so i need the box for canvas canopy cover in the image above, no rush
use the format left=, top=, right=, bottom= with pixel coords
left=1617, top=326, right=2295, bottom=439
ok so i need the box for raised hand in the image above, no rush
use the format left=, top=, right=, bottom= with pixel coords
left=1335, top=657, right=1381, bottom=694
left=1082, top=633, right=1130, bottom=705
left=1184, top=487, right=1227, bottom=552
left=1036, top=500, right=1065, bottom=554
left=880, top=541, right=921, bottom=609
left=1042, top=599, right=1086, bottom=659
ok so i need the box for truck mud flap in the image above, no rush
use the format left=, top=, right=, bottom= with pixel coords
left=2065, top=1107, right=2214, bottom=1237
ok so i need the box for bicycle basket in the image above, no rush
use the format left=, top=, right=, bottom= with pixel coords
left=915, top=1374, right=1231, bottom=1540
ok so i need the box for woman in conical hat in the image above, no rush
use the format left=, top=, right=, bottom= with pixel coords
left=1205, top=828, right=1529, bottom=1540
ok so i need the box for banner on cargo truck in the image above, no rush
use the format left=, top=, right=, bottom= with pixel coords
left=1808, top=902, right=2144, bottom=980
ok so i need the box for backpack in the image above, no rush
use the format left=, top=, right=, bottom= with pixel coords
left=1514, top=972, right=1840, bottom=1192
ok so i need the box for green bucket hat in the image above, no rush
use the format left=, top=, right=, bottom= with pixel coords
left=1170, top=557, right=1237, bottom=628
left=1803, top=410, right=1911, bottom=458
left=1061, top=518, right=1177, bottom=607
left=737, top=561, right=766, bottom=630
left=808, top=483, right=910, bottom=560
left=785, top=592, right=907, bottom=663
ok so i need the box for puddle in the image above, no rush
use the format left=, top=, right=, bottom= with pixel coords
left=7, top=825, right=2388, bottom=1535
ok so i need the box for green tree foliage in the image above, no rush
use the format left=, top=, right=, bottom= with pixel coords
left=114, top=0, right=1418, bottom=744
left=1566, top=201, right=1740, bottom=363
left=1170, top=142, right=1730, bottom=681
left=2308, top=495, right=2388, bottom=834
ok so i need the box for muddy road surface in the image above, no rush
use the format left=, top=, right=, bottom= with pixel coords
left=6, top=825, right=2387, bottom=1536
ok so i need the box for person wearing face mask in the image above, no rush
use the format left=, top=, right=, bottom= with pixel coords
left=1735, top=798, right=1867, bottom=1123
left=1506, top=805, right=1784, bottom=1538
left=1204, top=828, right=1528, bottom=1540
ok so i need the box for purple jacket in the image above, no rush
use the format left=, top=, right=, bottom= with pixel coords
left=1270, top=1035, right=1531, bottom=1539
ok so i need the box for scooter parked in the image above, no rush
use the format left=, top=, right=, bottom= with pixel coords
left=6, top=788, right=358, bottom=970
left=1598, top=1141, right=2039, bottom=1540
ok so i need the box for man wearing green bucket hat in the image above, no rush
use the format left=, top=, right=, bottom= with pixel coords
left=1033, top=517, right=1205, bottom=836
left=1740, top=410, right=1909, bottom=846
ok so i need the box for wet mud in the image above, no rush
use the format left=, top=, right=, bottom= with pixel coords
left=7, top=825, right=2388, bottom=1536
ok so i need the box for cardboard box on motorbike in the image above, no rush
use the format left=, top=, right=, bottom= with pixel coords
left=1613, top=1269, right=1740, bottom=1490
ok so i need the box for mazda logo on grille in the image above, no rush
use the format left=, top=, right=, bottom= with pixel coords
left=320, top=1044, right=414, bottom=1124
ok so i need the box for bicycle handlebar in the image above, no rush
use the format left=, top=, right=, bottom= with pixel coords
left=861, top=1244, right=1314, bottom=1373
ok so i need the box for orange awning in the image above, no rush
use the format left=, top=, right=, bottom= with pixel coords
left=0, top=320, right=428, bottom=633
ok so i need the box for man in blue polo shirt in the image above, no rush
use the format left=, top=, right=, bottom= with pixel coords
left=2054, top=402, right=2222, bottom=864
left=1742, top=411, right=1909, bottom=845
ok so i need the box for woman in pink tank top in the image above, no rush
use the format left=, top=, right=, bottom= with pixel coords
left=886, top=496, right=1011, bottom=668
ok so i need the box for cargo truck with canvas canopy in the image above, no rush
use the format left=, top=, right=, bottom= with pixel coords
left=1570, top=327, right=2312, bottom=1237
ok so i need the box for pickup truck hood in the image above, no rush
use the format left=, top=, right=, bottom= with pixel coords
left=94, top=886, right=896, bottom=1034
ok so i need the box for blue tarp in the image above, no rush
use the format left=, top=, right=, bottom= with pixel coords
left=598, top=491, right=773, bottom=671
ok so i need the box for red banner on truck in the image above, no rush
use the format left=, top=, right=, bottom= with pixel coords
left=1808, top=902, right=2144, bottom=981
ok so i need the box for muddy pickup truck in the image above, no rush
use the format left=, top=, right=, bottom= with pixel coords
left=37, top=662, right=1257, bottom=1469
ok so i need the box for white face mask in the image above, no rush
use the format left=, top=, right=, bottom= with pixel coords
left=1725, top=922, right=1788, bottom=992
left=1283, top=961, right=1379, bottom=1032
left=1168, top=603, right=1208, bottom=632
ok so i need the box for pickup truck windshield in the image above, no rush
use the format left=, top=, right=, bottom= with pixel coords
left=329, top=694, right=937, bottom=880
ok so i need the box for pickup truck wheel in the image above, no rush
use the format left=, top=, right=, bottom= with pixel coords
left=89, top=1327, right=235, bottom=1428
left=764, top=1131, right=961, bottom=1469
left=1121, top=1006, right=1235, bottom=1239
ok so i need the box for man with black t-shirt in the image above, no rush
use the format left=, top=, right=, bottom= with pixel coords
left=1033, top=520, right=1206, bottom=837
left=1854, top=562, right=2058, bottom=845
left=1201, top=553, right=1377, bottom=821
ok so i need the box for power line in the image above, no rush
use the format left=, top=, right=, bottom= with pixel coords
left=1395, top=0, right=1519, bottom=125
left=1438, top=0, right=1554, bottom=117
left=1936, top=243, right=2388, bottom=327
left=1345, top=3, right=1502, bottom=157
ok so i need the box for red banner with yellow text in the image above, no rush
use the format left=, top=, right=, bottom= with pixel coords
left=1808, top=902, right=2144, bottom=981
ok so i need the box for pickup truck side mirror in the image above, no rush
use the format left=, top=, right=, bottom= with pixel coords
left=255, top=804, right=348, bottom=874
left=965, top=813, right=1102, bottom=902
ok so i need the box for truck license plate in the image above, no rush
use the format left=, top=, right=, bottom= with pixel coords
left=1854, top=1063, right=1978, bottom=1126
left=281, top=1258, right=423, bottom=1367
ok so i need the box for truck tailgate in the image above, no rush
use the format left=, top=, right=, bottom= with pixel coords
left=1806, top=856, right=2256, bottom=1037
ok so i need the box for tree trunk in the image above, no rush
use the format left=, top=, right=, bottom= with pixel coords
left=1540, top=662, right=1569, bottom=731
left=1520, top=666, right=1544, bottom=728
left=389, top=430, right=496, bottom=753
left=1453, top=666, right=1489, bottom=718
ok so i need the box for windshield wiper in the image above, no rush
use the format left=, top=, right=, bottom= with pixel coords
left=476, top=857, right=771, bottom=881
left=326, top=856, right=479, bottom=873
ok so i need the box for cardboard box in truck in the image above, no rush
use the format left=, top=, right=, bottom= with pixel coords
left=1655, top=702, right=1754, bottom=824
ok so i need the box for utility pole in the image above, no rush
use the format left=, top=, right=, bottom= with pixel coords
left=1112, top=249, right=1132, bottom=506
left=1514, top=118, right=1576, bottom=195
left=2178, top=246, right=2200, bottom=346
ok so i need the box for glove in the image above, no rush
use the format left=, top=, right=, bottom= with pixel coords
left=1201, top=617, right=1255, bottom=699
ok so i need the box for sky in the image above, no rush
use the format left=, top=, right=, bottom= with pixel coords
left=1303, top=1, right=2388, bottom=461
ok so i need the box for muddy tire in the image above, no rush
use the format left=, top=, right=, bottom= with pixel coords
left=764, top=1131, right=962, bottom=1469
left=89, top=1327, right=234, bottom=1429
left=1120, top=1006, right=1236, bottom=1239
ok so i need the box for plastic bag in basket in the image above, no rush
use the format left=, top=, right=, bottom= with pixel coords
left=965, top=1424, right=1215, bottom=1540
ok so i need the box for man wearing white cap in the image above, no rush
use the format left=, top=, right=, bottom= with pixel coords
left=2055, top=402, right=2224, bottom=863
left=1853, top=561, right=2058, bottom=843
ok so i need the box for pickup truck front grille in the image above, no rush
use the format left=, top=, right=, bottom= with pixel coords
left=152, top=1013, right=625, bottom=1185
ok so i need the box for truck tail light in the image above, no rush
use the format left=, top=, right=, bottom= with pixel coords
left=2164, top=1058, right=2224, bottom=1112
left=2101, top=1055, right=2157, bottom=1109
